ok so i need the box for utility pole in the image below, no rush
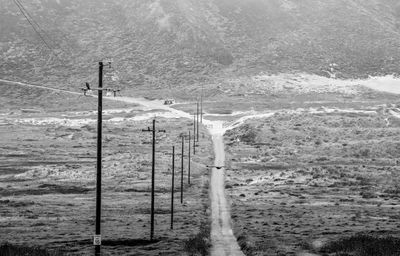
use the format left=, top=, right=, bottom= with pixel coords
left=196, top=101, right=200, bottom=142
left=180, top=135, right=184, bottom=204
left=180, top=132, right=193, bottom=186
left=151, top=120, right=155, bottom=241
left=188, top=131, right=191, bottom=185
left=81, top=60, right=117, bottom=256
left=141, top=119, right=166, bottom=241
left=170, top=146, right=175, bottom=229
left=193, top=113, right=196, bottom=155
left=94, top=61, right=103, bottom=256
left=200, top=85, right=203, bottom=124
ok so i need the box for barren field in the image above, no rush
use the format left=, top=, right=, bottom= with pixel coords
left=171, top=75, right=400, bottom=116
left=0, top=107, right=212, bottom=255
left=3, top=77, right=400, bottom=256
left=224, top=107, right=400, bottom=255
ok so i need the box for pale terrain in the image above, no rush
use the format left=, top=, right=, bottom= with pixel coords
left=3, top=0, right=400, bottom=255
left=0, top=81, right=213, bottom=255
left=218, top=77, right=400, bottom=256
left=2, top=74, right=400, bottom=256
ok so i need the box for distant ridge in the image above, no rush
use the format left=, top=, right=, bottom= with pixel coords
left=2, top=0, right=400, bottom=89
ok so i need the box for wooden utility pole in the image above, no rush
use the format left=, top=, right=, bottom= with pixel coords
left=141, top=120, right=166, bottom=241
left=196, top=101, right=199, bottom=142
left=200, top=85, right=203, bottom=124
left=94, top=61, right=103, bottom=256
left=188, top=131, right=191, bottom=185
left=81, top=61, right=117, bottom=255
left=151, top=119, right=156, bottom=241
left=170, top=146, right=175, bottom=229
left=193, top=113, right=196, bottom=155
left=180, top=135, right=184, bottom=204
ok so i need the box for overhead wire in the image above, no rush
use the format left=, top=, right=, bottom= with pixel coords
left=11, top=0, right=121, bottom=93
left=15, top=0, right=52, bottom=44
left=12, top=0, right=67, bottom=64
left=11, top=0, right=79, bottom=93
left=13, top=0, right=54, bottom=52
left=14, top=0, right=73, bottom=55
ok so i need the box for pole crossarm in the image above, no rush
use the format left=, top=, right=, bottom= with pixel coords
left=81, top=86, right=121, bottom=97
left=82, top=87, right=117, bottom=91
left=142, top=128, right=167, bottom=133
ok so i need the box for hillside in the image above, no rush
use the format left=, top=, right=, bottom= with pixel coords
left=2, top=0, right=400, bottom=94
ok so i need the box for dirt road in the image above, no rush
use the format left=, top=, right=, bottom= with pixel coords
left=207, top=122, right=245, bottom=256
left=209, top=136, right=245, bottom=255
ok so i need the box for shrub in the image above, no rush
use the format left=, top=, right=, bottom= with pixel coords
left=236, top=234, right=256, bottom=255
left=319, top=234, right=400, bottom=256
left=184, top=223, right=211, bottom=256
left=0, top=243, right=65, bottom=256
left=238, top=124, right=258, bottom=144
left=360, top=190, right=377, bottom=199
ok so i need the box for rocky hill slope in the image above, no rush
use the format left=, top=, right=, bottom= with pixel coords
left=2, top=0, right=400, bottom=92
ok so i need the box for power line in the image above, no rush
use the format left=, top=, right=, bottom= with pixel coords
left=12, top=0, right=68, bottom=62
left=15, top=0, right=73, bottom=55
left=1, top=79, right=77, bottom=95
left=13, top=0, right=54, bottom=52
left=15, top=0, right=51, bottom=42
left=15, top=0, right=63, bottom=51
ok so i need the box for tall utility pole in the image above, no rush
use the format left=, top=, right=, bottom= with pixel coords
left=180, top=135, right=184, bottom=204
left=151, top=120, right=155, bottom=241
left=141, top=120, right=166, bottom=241
left=188, top=131, right=191, bottom=185
left=81, top=61, right=117, bottom=256
left=170, top=146, right=175, bottom=230
left=196, top=101, right=200, bottom=142
left=181, top=133, right=193, bottom=185
left=200, top=85, right=203, bottom=124
left=94, top=61, right=103, bottom=256
left=193, top=113, right=196, bottom=155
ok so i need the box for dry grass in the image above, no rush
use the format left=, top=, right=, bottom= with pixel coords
left=0, top=116, right=213, bottom=255
left=319, top=234, right=400, bottom=256
left=0, top=243, right=65, bottom=256
left=225, top=109, right=400, bottom=255
left=183, top=222, right=211, bottom=256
